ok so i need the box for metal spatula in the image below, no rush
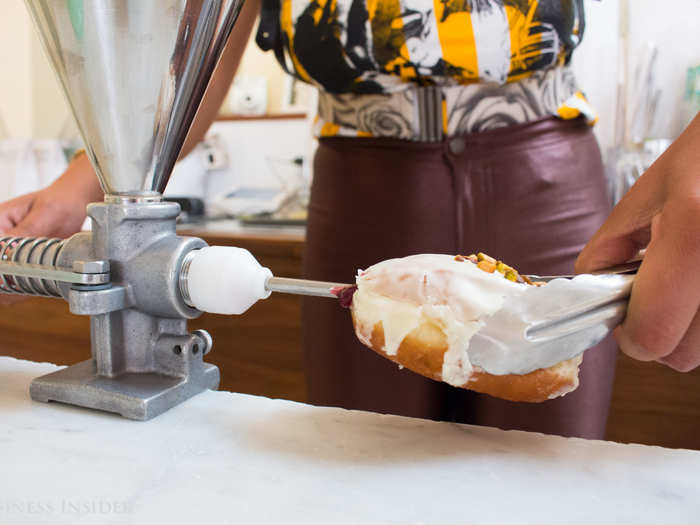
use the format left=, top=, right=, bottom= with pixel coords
left=468, top=261, right=641, bottom=375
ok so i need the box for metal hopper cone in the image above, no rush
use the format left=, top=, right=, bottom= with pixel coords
left=26, top=0, right=244, bottom=198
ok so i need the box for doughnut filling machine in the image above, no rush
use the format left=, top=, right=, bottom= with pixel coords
left=3, top=0, right=345, bottom=420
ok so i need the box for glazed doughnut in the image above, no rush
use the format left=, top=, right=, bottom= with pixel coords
left=348, top=253, right=582, bottom=403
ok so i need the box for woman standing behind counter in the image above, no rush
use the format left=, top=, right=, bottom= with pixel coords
left=1, top=1, right=698, bottom=440
left=269, top=0, right=617, bottom=439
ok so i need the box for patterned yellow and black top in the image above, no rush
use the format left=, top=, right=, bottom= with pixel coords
left=257, top=0, right=596, bottom=139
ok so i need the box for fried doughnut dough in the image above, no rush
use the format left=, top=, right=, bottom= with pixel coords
left=349, top=253, right=582, bottom=403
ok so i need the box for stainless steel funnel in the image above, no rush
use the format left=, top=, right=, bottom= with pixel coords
left=26, top=0, right=244, bottom=197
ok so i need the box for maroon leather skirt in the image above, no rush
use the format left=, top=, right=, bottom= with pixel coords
left=302, top=117, right=616, bottom=439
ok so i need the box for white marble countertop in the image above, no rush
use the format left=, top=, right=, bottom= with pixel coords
left=1, top=357, right=699, bottom=524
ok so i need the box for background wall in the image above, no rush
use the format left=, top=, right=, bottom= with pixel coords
left=230, top=29, right=288, bottom=115
left=0, top=2, right=34, bottom=139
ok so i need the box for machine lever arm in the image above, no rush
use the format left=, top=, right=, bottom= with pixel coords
left=0, top=260, right=110, bottom=286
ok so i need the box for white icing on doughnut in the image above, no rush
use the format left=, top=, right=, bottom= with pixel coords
left=351, top=290, right=421, bottom=356
left=354, top=254, right=527, bottom=385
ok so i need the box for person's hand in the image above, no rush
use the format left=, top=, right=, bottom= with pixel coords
left=576, top=113, right=700, bottom=372
left=0, top=153, right=102, bottom=239
left=0, top=153, right=102, bottom=304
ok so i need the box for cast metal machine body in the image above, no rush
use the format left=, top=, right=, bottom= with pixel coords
left=2, top=0, right=344, bottom=420
left=2, top=202, right=215, bottom=421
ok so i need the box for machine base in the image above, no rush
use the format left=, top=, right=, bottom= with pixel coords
left=30, top=359, right=220, bottom=420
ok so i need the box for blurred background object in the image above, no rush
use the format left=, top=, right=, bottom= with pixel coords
left=684, top=65, right=700, bottom=127
left=225, top=75, right=268, bottom=116
left=603, top=2, right=666, bottom=205
left=280, top=76, right=315, bottom=114
left=0, top=138, right=66, bottom=203
left=571, top=0, right=699, bottom=205
left=0, top=109, right=8, bottom=141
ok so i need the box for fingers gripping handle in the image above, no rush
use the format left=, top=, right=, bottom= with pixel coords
left=181, top=246, right=272, bottom=315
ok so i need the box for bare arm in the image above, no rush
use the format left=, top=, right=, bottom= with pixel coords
left=180, top=0, right=261, bottom=158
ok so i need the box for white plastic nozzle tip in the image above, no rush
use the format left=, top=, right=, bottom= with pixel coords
left=186, top=246, right=272, bottom=315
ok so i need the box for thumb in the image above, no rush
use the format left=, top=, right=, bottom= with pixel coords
left=6, top=199, right=65, bottom=238
left=575, top=166, right=662, bottom=274
left=0, top=193, right=36, bottom=235
left=615, top=198, right=700, bottom=362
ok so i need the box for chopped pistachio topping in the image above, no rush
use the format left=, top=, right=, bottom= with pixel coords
left=454, top=252, right=531, bottom=285
left=477, top=252, right=497, bottom=264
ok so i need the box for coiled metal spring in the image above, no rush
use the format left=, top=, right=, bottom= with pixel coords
left=0, top=236, right=66, bottom=297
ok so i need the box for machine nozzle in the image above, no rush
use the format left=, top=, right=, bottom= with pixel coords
left=180, top=246, right=272, bottom=315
